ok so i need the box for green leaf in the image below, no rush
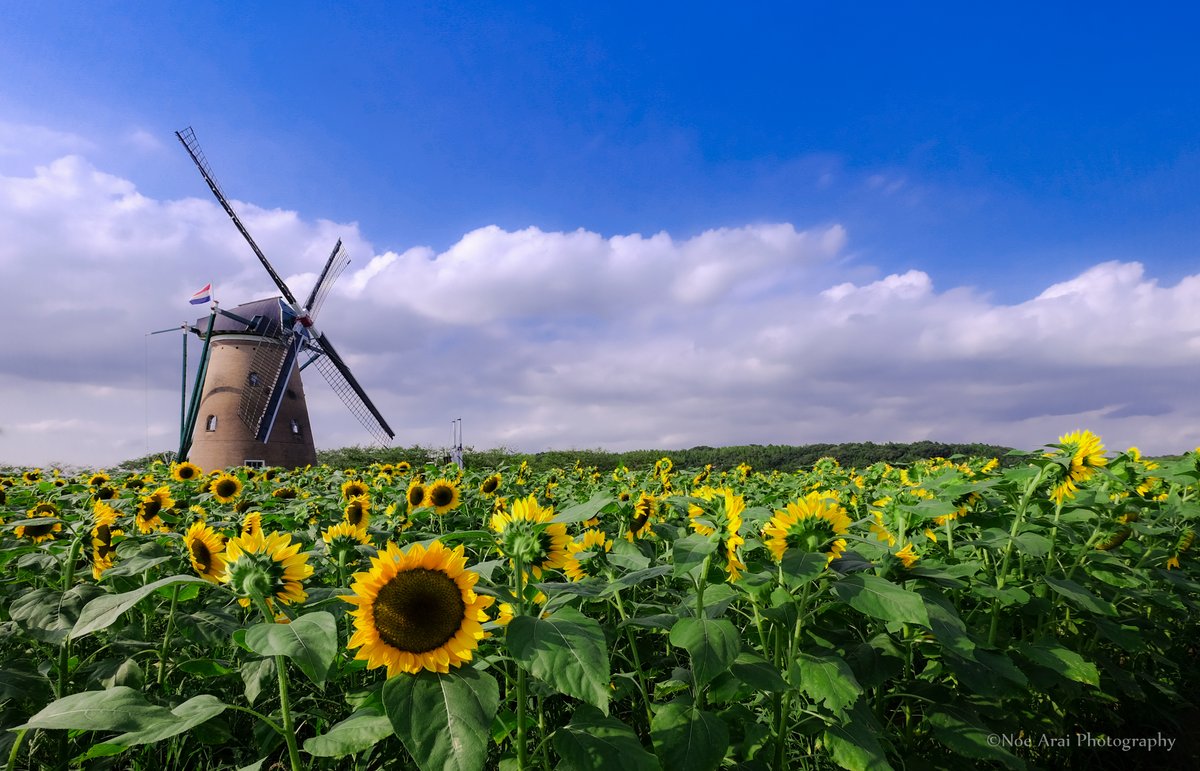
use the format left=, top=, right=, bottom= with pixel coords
left=506, top=607, right=610, bottom=713
left=919, top=589, right=978, bottom=662
left=303, top=709, right=394, bottom=758
left=244, top=611, right=337, bottom=686
left=926, top=711, right=1024, bottom=770
left=382, top=667, right=499, bottom=771
left=832, top=574, right=930, bottom=627
left=553, top=494, right=613, bottom=524
left=1042, top=576, right=1116, bottom=616
left=601, top=566, right=672, bottom=595
left=792, top=652, right=862, bottom=716
left=1018, top=640, right=1100, bottom=687
left=553, top=704, right=660, bottom=771
left=650, top=699, right=729, bottom=771
left=729, top=653, right=787, bottom=693
left=779, top=550, right=828, bottom=586
left=107, top=694, right=227, bottom=747
left=70, top=575, right=209, bottom=640
left=240, top=658, right=275, bottom=706
left=672, top=533, right=717, bottom=578
left=823, top=702, right=892, bottom=771
left=668, top=617, right=740, bottom=687
left=1012, top=532, right=1052, bottom=558
left=18, top=686, right=196, bottom=735
left=11, top=585, right=105, bottom=644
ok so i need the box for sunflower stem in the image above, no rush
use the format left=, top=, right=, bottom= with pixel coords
left=610, top=578, right=654, bottom=729
left=157, top=584, right=182, bottom=689
left=251, top=594, right=303, bottom=771
left=513, top=554, right=530, bottom=771
left=5, top=728, right=28, bottom=771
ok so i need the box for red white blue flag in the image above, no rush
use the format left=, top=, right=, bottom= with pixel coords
left=189, top=283, right=213, bottom=305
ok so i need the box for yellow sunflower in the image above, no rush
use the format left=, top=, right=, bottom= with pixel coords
left=406, top=480, right=428, bottom=513
left=563, top=529, right=613, bottom=582
left=171, top=461, right=203, bottom=483
left=324, top=520, right=372, bottom=549
left=627, top=493, right=658, bottom=541
left=395, top=461, right=412, bottom=474
left=490, top=496, right=571, bottom=578
left=479, top=473, right=502, bottom=496
left=241, top=511, right=263, bottom=538
left=183, top=521, right=228, bottom=583
left=93, top=484, right=118, bottom=501
left=688, top=487, right=747, bottom=581
left=91, top=501, right=122, bottom=580
left=22, top=470, right=42, bottom=484
left=493, top=602, right=515, bottom=627
left=87, top=472, right=110, bottom=487
left=17, top=503, right=62, bottom=543
left=342, top=540, right=494, bottom=676
left=341, top=479, right=370, bottom=500
left=763, top=492, right=852, bottom=564
left=425, top=479, right=461, bottom=515
left=224, top=530, right=312, bottom=606
left=893, top=542, right=920, bottom=569
left=344, top=495, right=371, bottom=530
left=209, top=473, right=243, bottom=504
left=135, top=486, right=175, bottom=533
left=1049, top=430, right=1107, bottom=504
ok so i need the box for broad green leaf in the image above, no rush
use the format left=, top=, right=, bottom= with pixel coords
left=382, top=666, right=499, bottom=771
left=779, top=550, right=828, bottom=586
left=824, top=702, right=892, bottom=771
left=240, top=658, right=275, bottom=706
left=553, top=704, right=659, bottom=771
left=1043, top=576, right=1116, bottom=616
left=608, top=538, right=650, bottom=571
left=70, top=575, right=209, bottom=639
left=832, top=574, right=930, bottom=627
left=792, top=652, right=862, bottom=716
left=20, top=687, right=174, bottom=733
left=89, top=656, right=145, bottom=690
left=919, top=589, right=978, bottom=662
left=244, top=611, right=337, bottom=686
left=506, top=607, right=610, bottom=713
left=650, top=699, right=729, bottom=771
left=672, top=533, right=717, bottom=577
left=1018, top=641, right=1100, bottom=687
left=108, top=694, right=227, bottom=747
left=668, top=617, right=740, bottom=687
left=303, top=709, right=394, bottom=758
left=11, top=585, right=105, bottom=644
left=553, top=494, right=613, bottom=524
left=926, top=710, right=1024, bottom=770
left=602, top=566, right=672, bottom=595
left=1012, top=532, right=1052, bottom=558
left=729, top=653, right=787, bottom=693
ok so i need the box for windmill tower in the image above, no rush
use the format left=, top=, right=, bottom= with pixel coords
left=175, top=127, right=394, bottom=471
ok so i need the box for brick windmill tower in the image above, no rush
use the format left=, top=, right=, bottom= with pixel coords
left=175, top=127, right=394, bottom=471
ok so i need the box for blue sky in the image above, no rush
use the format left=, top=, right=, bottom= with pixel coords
left=2, top=3, right=1199, bottom=467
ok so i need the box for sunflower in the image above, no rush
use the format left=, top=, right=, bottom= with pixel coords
left=342, top=540, right=494, bottom=676
left=763, top=492, right=852, bottom=564
left=688, top=487, right=747, bottom=581
left=341, top=479, right=370, bottom=500
left=385, top=502, right=414, bottom=533
left=406, top=480, right=428, bottom=513
left=1049, top=430, right=1107, bottom=504
left=344, top=496, right=371, bottom=530
left=209, top=473, right=243, bottom=504
left=395, top=461, right=412, bottom=473
left=171, top=461, right=204, bottom=483
left=490, top=496, right=571, bottom=578
left=91, top=502, right=123, bottom=580
left=868, top=510, right=897, bottom=547
left=241, top=511, right=263, bottom=538
left=22, top=470, right=41, bottom=484
left=692, top=464, right=713, bottom=487
left=17, top=503, right=62, bottom=543
left=93, top=485, right=117, bottom=501
left=893, top=542, right=919, bottom=569
left=627, top=493, right=658, bottom=540
left=563, top=529, right=613, bottom=582
left=87, top=472, right=110, bottom=487
left=134, top=486, right=175, bottom=533
left=493, top=602, right=515, bottom=627
left=420, top=477, right=457, bottom=514
left=271, top=486, right=300, bottom=499
left=323, top=521, right=372, bottom=549
left=224, top=530, right=312, bottom=606
left=479, top=473, right=502, bottom=496
left=183, top=522, right=228, bottom=583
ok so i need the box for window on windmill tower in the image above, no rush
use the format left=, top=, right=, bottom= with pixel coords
left=247, top=372, right=260, bottom=387
left=206, top=415, right=218, bottom=432
left=290, top=419, right=303, bottom=438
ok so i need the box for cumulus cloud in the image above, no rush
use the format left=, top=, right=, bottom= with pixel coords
left=1, top=134, right=1197, bottom=467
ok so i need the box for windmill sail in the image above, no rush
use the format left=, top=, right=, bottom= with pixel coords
left=304, top=239, right=350, bottom=321
left=307, top=333, right=395, bottom=445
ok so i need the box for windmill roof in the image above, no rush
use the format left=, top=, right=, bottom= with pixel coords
left=195, top=297, right=286, bottom=336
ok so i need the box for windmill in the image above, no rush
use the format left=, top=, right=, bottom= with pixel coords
left=174, top=127, right=394, bottom=471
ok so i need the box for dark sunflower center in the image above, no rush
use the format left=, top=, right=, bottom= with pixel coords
left=215, top=480, right=238, bottom=497
left=408, top=487, right=425, bottom=507
left=179, top=467, right=196, bottom=480
left=347, top=503, right=365, bottom=527
left=142, top=500, right=162, bottom=517
left=482, top=478, right=499, bottom=494
left=346, top=484, right=366, bottom=498
left=372, top=569, right=466, bottom=654
left=430, top=486, right=453, bottom=507
left=96, top=487, right=116, bottom=500
left=25, top=523, right=55, bottom=537
left=190, top=539, right=212, bottom=571
left=34, top=504, right=58, bottom=516
left=95, top=525, right=116, bottom=557
left=630, top=512, right=649, bottom=532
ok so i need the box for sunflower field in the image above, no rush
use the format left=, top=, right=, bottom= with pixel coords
left=1, top=432, right=1198, bottom=770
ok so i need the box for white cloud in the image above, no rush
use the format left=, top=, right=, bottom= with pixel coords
left=1, top=131, right=1198, bottom=468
